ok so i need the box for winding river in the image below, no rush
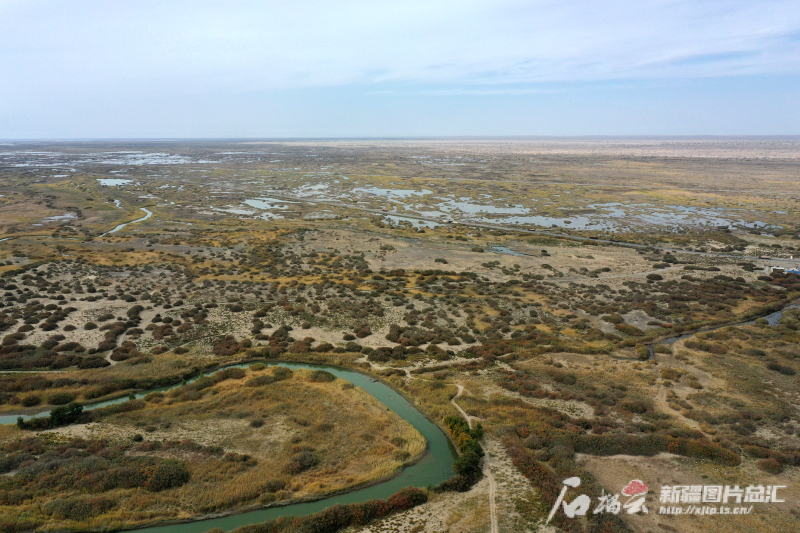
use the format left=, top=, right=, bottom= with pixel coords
left=99, top=207, right=153, bottom=237
left=1, top=362, right=457, bottom=533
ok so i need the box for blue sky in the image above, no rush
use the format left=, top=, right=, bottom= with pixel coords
left=1, top=0, right=799, bottom=138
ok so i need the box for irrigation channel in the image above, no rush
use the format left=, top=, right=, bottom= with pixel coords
left=0, top=362, right=457, bottom=532
left=647, top=302, right=799, bottom=359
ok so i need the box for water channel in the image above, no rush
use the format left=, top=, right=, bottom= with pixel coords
left=0, top=361, right=457, bottom=533
left=99, top=207, right=153, bottom=237
left=647, top=303, right=799, bottom=359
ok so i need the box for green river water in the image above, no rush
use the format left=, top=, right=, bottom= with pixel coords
left=1, top=362, right=457, bottom=532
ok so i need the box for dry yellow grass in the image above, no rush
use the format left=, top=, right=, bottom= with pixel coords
left=3, top=366, right=425, bottom=531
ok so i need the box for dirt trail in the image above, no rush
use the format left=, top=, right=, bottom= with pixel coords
left=452, top=384, right=498, bottom=533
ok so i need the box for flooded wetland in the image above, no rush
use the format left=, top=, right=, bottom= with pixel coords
left=1, top=139, right=800, bottom=533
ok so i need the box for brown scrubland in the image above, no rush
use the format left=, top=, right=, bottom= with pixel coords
left=1, top=140, right=799, bottom=532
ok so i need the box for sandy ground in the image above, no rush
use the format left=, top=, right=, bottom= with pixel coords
left=349, top=437, right=547, bottom=533
left=40, top=417, right=293, bottom=459
left=577, top=452, right=800, bottom=533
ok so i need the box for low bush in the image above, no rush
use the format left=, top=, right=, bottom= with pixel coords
left=614, top=323, right=644, bottom=336
left=283, top=450, right=318, bottom=474
left=766, top=362, right=796, bottom=376
left=47, top=392, right=75, bottom=405
left=756, top=457, right=783, bottom=475
left=230, top=487, right=427, bottom=533
left=246, top=375, right=275, bottom=387
left=308, top=370, right=336, bottom=382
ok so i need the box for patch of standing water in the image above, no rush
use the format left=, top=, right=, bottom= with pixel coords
left=500, top=214, right=611, bottom=230
left=489, top=246, right=528, bottom=257
left=294, top=183, right=330, bottom=197
left=384, top=215, right=441, bottom=229
left=212, top=207, right=256, bottom=216
left=244, top=198, right=298, bottom=210
left=257, top=212, right=284, bottom=221
left=42, top=213, right=77, bottom=223
left=97, top=178, right=133, bottom=187
left=352, top=187, right=432, bottom=199
left=436, top=198, right=528, bottom=215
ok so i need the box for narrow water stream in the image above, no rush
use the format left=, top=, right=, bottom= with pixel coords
left=647, top=303, right=799, bottom=359
left=99, top=207, right=153, bottom=237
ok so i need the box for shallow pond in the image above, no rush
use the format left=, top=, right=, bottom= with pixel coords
left=97, top=178, right=133, bottom=187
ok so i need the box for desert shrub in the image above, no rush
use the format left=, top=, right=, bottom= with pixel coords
left=44, top=496, right=116, bottom=521
left=284, top=450, right=318, bottom=474
left=78, top=356, right=110, bottom=369
left=308, top=370, right=336, bottom=383
left=144, top=392, right=164, bottom=403
left=212, top=336, right=252, bottom=356
left=263, top=479, right=285, bottom=492
left=620, top=399, right=652, bottom=414
left=20, top=394, right=41, bottom=407
left=600, top=314, right=624, bottom=324
left=756, top=457, right=783, bottom=474
left=0, top=452, right=34, bottom=474
left=215, top=367, right=247, bottom=381
left=272, top=367, right=293, bottom=381
left=766, top=362, right=796, bottom=375
left=55, top=341, right=85, bottom=353
left=660, top=368, right=682, bottom=380
left=570, top=433, right=740, bottom=466
left=344, top=341, right=362, bottom=352
left=48, top=392, right=75, bottom=405
left=614, top=323, right=644, bottom=336
left=179, top=390, right=202, bottom=402
left=230, top=487, right=427, bottom=533
left=110, top=340, right=141, bottom=361
left=707, top=343, right=728, bottom=354
left=314, top=342, right=334, bottom=353
left=144, top=460, right=191, bottom=491
left=246, top=375, right=275, bottom=387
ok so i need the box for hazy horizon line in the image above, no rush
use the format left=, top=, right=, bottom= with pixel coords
left=3, top=135, right=800, bottom=144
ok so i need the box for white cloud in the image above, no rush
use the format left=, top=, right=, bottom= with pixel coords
left=1, top=0, right=799, bottom=101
